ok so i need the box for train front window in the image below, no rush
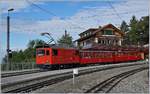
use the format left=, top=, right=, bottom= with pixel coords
left=37, top=50, right=45, bottom=56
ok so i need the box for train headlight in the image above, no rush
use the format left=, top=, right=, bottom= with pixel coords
left=46, top=60, right=49, bottom=64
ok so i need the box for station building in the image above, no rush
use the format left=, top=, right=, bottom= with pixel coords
left=76, top=24, right=125, bottom=48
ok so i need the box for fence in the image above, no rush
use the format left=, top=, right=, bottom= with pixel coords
left=1, top=62, right=38, bottom=71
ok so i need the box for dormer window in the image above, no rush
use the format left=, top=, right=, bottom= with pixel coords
left=104, top=29, right=113, bottom=35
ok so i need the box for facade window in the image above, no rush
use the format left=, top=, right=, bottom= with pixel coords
left=82, top=42, right=84, bottom=46
left=108, top=40, right=109, bottom=44
left=100, top=40, right=103, bottom=44
left=102, top=40, right=104, bottom=44
left=87, top=32, right=89, bottom=36
left=98, top=40, right=101, bottom=44
left=86, top=40, right=89, bottom=44
left=103, top=40, right=105, bottom=45
left=106, top=40, right=108, bottom=45
left=113, top=40, right=115, bottom=45
left=116, top=40, right=118, bottom=44
left=108, top=40, right=111, bottom=44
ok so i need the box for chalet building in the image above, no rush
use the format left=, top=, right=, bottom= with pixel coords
left=76, top=24, right=125, bottom=48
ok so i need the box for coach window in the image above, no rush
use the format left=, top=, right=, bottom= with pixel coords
left=52, top=49, right=58, bottom=56
left=46, top=50, right=50, bottom=55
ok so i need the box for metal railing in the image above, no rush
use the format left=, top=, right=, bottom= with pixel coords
left=1, top=62, right=38, bottom=71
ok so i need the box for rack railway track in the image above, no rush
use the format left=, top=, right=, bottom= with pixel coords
left=2, top=62, right=147, bottom=93
left=84, top=66, right=148, bottom=93
left=1, top=69, right=47, bottom=78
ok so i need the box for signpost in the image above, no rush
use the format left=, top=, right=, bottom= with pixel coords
left=73, top=68, right=78, bottom=85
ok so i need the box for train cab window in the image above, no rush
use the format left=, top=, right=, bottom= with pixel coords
left=46, top=50, right=50, bottom=55
left=37, top=50, right=45, bottom=56
left=52, top=49, right=58, bottom=56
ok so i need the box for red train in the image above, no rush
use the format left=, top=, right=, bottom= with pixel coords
left=36, top=46, right=144, bottom=69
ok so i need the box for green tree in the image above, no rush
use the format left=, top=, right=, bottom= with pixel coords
left=120, top=20, right=129, bottom=32
left=138, top=16, right=149, bottom=44
left=57, top=30, right=73, bottom=47
left=28, top=39, right=47, bottom=48
left=128, top=15, right=139, bottom=45
left=123, top=15, right=149, bottom=45
left=25, top=39, right=47, bottom=62
left=2, top=39, right=47, bottom=63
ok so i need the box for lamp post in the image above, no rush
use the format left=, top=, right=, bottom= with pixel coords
left=139, top=32, right=143, bottom=52
left=7, top=8, right=14, bottom=64
left=140, top=32, right=143, bottom=46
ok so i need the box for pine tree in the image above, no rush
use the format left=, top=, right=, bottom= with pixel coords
left=128, top=15, right=139, bottom=45
left=57, top=30, right=73, bottom=47
left=120, top=20, right=129, bottom=32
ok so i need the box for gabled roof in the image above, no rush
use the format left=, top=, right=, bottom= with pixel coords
left=94, top=24, right=125, bottom=36
left=76, top=24, right=125, bottom=42
left=79, top=28, right=98, bottom=36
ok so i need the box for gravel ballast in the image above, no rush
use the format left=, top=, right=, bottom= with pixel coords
left=33, top=64, right=149, bottom=93
left=109, top=69, right=149, bottom=93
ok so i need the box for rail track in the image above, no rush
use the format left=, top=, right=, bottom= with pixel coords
left=1, top=61, right=146, bottom=78
left=2, top=62, right=147, bottom=93
left=1, top=69, right=47, bottom=78
left=84, top=66, right=148, bottom=93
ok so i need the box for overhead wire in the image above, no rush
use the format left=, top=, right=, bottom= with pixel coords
left=25, top=0, right=87, bottom=30
left=26, top=0, right=57, bottom=16
left=22, top=0, right=148, bottom=30
left=1, top=9, right=147, bottom=26
left=107, top=0, right=123, bottom=21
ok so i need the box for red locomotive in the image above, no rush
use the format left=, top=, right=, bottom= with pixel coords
left=36, top=45, right=145, bottom=69
left=36, top=46, right=80, bottom=69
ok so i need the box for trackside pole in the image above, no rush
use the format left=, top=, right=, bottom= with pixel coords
left=72, top=69, right=78, bottom=87
left=73, top=73, right=75, bottom=85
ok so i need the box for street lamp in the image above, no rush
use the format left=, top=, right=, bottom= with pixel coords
left=7, top=8, right=14, bottom=64
left=139, top=32, right=144, bottom=52
left=139, top=32, right=143, bottom=46
left=40, top=32, right=56, bottom=45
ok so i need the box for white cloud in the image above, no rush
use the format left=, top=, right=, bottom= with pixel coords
left=0, top=0, right=48, bottom=13
left=0, top=0, right=149, bottom=62
left=1, top=0, right=149, bottom=40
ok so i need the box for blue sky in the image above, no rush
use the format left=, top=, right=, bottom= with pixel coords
left=0, top=0, right=149, bottom=62
left=1, top=1, right=124, bottom=20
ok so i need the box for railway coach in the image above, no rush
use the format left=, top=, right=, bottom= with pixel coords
left=79, top=50, right=144, bottom=64
left=36, top=46, right=145, bottom=69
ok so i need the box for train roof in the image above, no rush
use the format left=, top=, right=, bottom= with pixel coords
left=36, top=44, right=78, bottom=49
left=79, top=50, right=140, bottom=53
